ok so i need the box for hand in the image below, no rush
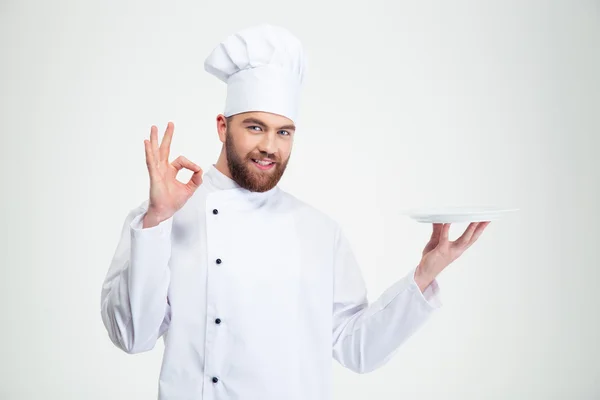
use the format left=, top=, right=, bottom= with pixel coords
left=143, top=122, right=203, bottom=226
left=414, top=222, right=491, bottom=290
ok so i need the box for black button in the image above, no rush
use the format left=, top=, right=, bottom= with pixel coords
left=216, top=258, right=222, bottom=264
left=212, top=377, right=219, bottom=383
left=213, top=209, right=218, bottom=215
left=215, top=318, right=221, bottom=324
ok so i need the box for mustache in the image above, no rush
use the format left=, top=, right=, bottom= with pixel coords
left=247, top=153, right=280, bottom=162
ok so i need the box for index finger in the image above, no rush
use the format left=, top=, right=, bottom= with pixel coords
left=452, top=222, right=478, bottom=247
left=144, top=139, right=159, bottom=181
left=160, top=121, right=174, bottom=162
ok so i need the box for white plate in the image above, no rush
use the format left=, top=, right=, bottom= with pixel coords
left=402, top=206, right=519, bottom=223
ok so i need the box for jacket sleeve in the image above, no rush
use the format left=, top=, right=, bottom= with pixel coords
left=100, top=200, right=174, bottom=354
left=331, top=226, right=442, bottom=373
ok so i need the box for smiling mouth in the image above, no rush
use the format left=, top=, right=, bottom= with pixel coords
left=251, top=158, right=276, bottom=170
left=252, top=159, right=275, bottom=166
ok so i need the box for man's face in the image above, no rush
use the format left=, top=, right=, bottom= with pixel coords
left=224, top=111, right=295, bottom=192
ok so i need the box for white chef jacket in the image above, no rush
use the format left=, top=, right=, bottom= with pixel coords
left=101, top=165, right=442, bottom=400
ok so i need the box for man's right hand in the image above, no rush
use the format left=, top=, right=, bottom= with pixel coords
left=143, top=122, right=203, bottom=228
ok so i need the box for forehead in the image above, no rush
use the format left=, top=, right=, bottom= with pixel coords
left=234, top=111, right=294, bottom=127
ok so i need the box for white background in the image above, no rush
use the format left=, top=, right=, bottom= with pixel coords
left=1, top=0, right=599, bottom=399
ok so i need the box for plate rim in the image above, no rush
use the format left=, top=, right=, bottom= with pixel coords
left=402, top=207, right=520, bottom=217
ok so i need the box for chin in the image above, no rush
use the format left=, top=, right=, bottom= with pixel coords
left=229, top=157, right=286, bottom=193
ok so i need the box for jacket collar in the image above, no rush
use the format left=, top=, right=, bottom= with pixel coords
left=204, top=164, right=240, bottom=191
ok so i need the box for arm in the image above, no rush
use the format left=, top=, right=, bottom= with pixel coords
left=100, top=201, right=173, bottom=354
left=331, top=226, right=442, bottom=374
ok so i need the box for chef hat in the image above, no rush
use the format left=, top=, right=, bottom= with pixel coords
left=204, top=24, right=307, bottom=124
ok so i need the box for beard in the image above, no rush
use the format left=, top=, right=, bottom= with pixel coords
left=225, top=128, right=290, bottom=193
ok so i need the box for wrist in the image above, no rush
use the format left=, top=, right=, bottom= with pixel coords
left=143, top=211, right=164, bottom=228
left=414, top=264, right=435, bottom=292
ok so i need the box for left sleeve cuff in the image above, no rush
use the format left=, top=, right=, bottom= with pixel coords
left=409, top=266, right=442, bottom=309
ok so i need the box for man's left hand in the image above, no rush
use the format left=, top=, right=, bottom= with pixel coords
left=414, top=222, right=491, bottom=291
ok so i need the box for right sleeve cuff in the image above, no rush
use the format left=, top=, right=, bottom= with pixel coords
left=130, top=211, right=173, bottom=239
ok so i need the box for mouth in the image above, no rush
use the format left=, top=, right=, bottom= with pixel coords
left=251, top=158, right=276, bottom=170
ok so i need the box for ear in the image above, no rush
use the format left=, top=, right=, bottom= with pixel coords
left=216, top=114, right=228, bottom=143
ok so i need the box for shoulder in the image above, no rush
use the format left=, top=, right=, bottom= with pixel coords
left=276, top=188, right=342, bottom=235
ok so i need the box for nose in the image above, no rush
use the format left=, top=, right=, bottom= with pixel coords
left=257, top=131, right=277, bottom=156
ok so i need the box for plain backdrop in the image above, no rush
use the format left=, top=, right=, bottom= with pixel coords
left=1, top=0, right=599, bottom=399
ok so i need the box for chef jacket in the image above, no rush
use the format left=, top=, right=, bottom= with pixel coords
left=100, top=165, right=442, bottom=400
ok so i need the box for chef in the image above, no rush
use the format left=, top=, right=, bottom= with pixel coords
left=100, top=24, right=490, bottom=400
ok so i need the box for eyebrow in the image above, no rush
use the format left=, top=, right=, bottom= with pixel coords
left=241, top=117, right=296, bottom=131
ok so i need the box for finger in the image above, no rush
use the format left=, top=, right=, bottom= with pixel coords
left=160, top=122, right=174, bottom=162
left=440, top=223, right=451, bottom=242
left=468, top=221, right=490, bottom=245
left=431, top=223, right=443, bottom=239
left=186, top=170, right=204, bottom=192
left=171, top=155, right=201, bottom=172
left=460, top=222, right=491, bottom=252
left=150, top=125, right=160, bottom=164
left=144, top=139, right=158, bottom=180
left=453, top=222, right=479, bottom=247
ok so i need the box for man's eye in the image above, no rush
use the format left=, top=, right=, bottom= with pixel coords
left=279, top=130, right=290, bottom=136
left=248, top=126, right=262, bottom=131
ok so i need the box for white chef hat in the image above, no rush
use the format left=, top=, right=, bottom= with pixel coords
left=204, top=24, right=307, bottom=124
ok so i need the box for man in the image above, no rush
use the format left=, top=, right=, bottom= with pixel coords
left=100, top=24, right=490, bottom=399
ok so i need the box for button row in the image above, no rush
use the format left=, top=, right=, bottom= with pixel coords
left=211, top=207, right=222, bottom=386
